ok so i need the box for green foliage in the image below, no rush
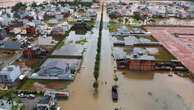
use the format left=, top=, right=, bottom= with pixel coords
left=92, top=5, right=103, bottom=83
left=125, top=18, right=129, bottom=23
left=114, top=75, right=118, bottom=82
left=109, top=13, right=117, bottom=19
left=55, top=41, right=64, bottom=50
left=51, top=105, right=56, bottom=110
left=118, top=18, right=123, bottom=23
left=74, top=29, right=87, bottom=35
left=81, top=48, right=87, bottom=55
left=31, top=2, right=37, bottom=7
left=75, top=38, right=87, bottom=45
left=12, top=2, right=27, bottom=10
left=93, top=81, right=99, bottom=89
left=47, top=23, right=55, bottom=27
left=16, top=99, right=22, bottom=104
left=94, top=71, right=99, bottom=80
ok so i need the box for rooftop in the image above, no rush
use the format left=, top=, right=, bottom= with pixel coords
left=0, top=65, right=17, bottom=74
left=38, top=96, right=51, bottom=105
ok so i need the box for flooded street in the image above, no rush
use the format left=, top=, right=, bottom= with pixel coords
left=0, top=0, right=193, bottom=109
left=58, top=4, right=194, bottom=110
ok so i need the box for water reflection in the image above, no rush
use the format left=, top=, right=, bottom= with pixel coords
left=120, top=70, right=154, bottom=80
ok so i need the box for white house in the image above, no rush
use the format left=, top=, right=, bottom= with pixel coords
left=38, top=36, right=57, bottom=46
left=0, top=65, right=21, bottom=83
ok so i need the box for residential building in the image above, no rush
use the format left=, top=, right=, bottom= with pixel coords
left=37, top=61, right=74, bottom=80
left=0, top=65, right=21, bottom=83
left=37, top=96, right=55, bottom=110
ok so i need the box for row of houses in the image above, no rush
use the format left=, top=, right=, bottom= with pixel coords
left=107, top=1, right=194, bottom=19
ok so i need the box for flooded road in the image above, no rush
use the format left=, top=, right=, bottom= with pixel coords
left=58, top=4, right=194, bottom=110
left=58, top=8, right=102, bottom=110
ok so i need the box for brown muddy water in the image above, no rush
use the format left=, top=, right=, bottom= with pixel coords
left=57, top=6, right=194, bottom=110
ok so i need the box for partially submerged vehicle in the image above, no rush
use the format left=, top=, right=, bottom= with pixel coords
left=112, top=85, right=118, bottom=101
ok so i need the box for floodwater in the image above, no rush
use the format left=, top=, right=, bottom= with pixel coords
left=58, top=5, right=194, bottom=110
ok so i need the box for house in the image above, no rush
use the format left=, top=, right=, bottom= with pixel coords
left=32, top=20, right=43, bottom=25
left=26, top=22, right=36, bottom=34
left=51, top=22, right=70, bottom=35
left=55, top=14, right=64, bottom=20
left=80, top=0, right=93, bottom=2
left=0, top=65, right=21, bottom=83
left=124, top=36, right=139, bottom=46
left=77, top=16, right=91, bottom=22
left=86, top=10, right=97, bottom=17
left=9, top=28, right=21, bottom=34
left=37, top=96, right=55, bottom=110
left=112, top=26, right=130, bottom=37
left=48, top=19, right=58, bottom=24
left=23, top=47, right=47, bottom=58
left=3, top=41, right=21, bottom=50
left=0, top=17, right=11, bottom=26
left=10, top=20, right=23, bottom=27
left=37, top=61, right=74, bottom=80
left=0, top=29, right=8, bottom=45
left=38, top=36, right=57, bottom=46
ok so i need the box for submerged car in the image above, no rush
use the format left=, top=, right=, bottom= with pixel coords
left=112, top=85, right=118, bottom=101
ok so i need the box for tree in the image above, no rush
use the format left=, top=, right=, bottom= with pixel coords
left=114, top=74, right=118, bottom=82
left=6, top=91, right=15, bottom=106
left=31, top=2, right=37, bottom=7
left=12, top=2, right=27, bottom=10
left=118, top=18, right=123, bottom=23
left=94, top=71, right=99, bottom=80
left=109, top=13, right=117, bottom=19
left=93, top=81, right=99, bottom=89
left=125, top=18, right=129, bottom=24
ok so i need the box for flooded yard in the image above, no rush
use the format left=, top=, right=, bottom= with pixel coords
left=113, top=46, right=175, bottom=60
left=52, top=31, right=93, bottom=56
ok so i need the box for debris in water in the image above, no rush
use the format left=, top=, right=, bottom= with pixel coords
left=168, top=74, right=173, bottom=77
left=148, top=92, right=152, bottom=96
